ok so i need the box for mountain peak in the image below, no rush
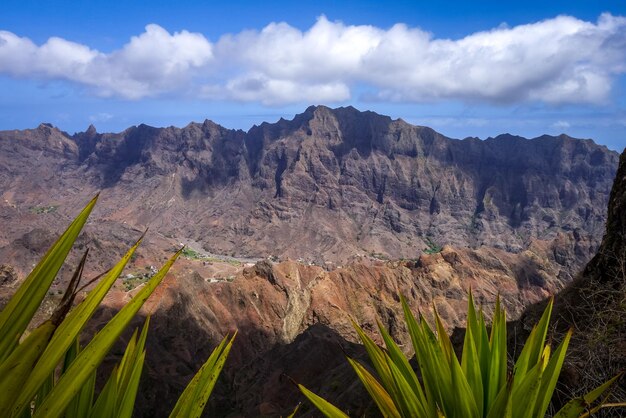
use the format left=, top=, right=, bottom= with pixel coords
left=36, top=123, right=59, bottom=133
left=86, top=124, right=97, bottom=136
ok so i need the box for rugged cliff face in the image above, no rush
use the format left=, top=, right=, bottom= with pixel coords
left=92, top=240, right=583, bottom=417
left=514, top=148, right=626, bottom=413
left=0, top=106, right=619, bottom=266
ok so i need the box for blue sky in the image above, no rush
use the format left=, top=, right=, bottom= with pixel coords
left=1, top=0, right=625, bottom=151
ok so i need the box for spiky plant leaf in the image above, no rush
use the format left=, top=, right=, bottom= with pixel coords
left=384, top=352, right=429, bottom=417
left=486, top=297, right=507, bottom=409
left=511, top=349, right=548, bottom=418
left=352, top=320, right=398, bottom=402
left=285, top=403, right=301, bottom=418
left=0, top=195, right=98, bottom=362
left=297, top=385, right=349, bottom=418
left=30, top=249, right=180, bottom=418
left=450, top=348, right=480, bottom=418
left=347, top=357, right=400, bottom=418
left=533, top=329, right=572, bottom=417
left=378, top=320, right=430, bottom=417
left=89, top=364, right=119, bottom=417
left=462, top=292, right=484, bottom=417
left=527, top=298, right=553, bottom=370
left=400, top=297, right=438, bottom=416
left=169, top=331, right=236, bottom=418
left=302, top=291, right=625, bottom=418
left=63, top=339, right=96, bottom=418
left=553, top=372, right=623, bottom=418
left=0, top=320, right=56, bottom=411
left=12, top=236, right=144, bottom=416
left=485, top=376, right=513, bottom=418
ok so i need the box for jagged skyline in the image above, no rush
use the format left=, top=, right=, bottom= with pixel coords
left=1, top=0, right=625, bottom=150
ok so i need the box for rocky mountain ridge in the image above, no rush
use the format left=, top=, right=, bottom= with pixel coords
left=0, top=106, right=619, bottom=266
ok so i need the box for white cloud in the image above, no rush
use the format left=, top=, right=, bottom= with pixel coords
left=0, top=24, right=212, bottom=99
left=0, top=14, right=625, bottom=104
left=551, top=120, right=571, bottom=130
left=89, top=112, right=113, bottom=122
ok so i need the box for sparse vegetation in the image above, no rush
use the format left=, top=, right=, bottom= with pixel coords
left=121, top=273, right=151, bottom=291
left=182, top=246, right=242, bottom=266
left=29, top=205, right=58, bottom=214
left=182, top=247, right=202, bottom=259
left=424, top=237, right=443, bottom=254
left=370, top=252, right=389, bottom=260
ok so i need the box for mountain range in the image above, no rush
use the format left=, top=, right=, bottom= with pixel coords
left=0, top=105, right=619, bottom=263
left=0, top=106, right=622, bottom=416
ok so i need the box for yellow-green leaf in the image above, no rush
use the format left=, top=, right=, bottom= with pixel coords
left=0, top=195, right=97, bottom=362
left=31, top=249, right=180, bottom=418
left=13, top=235, right=145, bottom=417
left=348, top=357, right=401, bottom=418
left=298, top=385, right=349, bottom=418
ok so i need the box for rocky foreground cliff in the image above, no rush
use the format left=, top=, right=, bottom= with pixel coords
left=512, top=147, right=626, bottom=415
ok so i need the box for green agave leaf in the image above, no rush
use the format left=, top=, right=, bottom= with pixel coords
left=513, top=324, right=537, bottom=385
left=533, top=329, right=572, bottom=417
left=348, top=357, right=401, bottom=418
left=528, top=298, right=553, bottom=370
left=298, top=385, right=349, bottom=418
left=400, top=297, right=439, bottom=417
left=0, top=320, right=56, bottom=412
left=33, top=367, right=54, bottom=412
left=116, top=327, right=140, bottom=387
left=62, top=337, right=80, bottom=374
left=485, top=375, right=513, bottom=418
left=169, top=331, right=236, bottom=418
left=418, top=312, right=456, bottom=417
left=169, top=335, right=229, bottom=417
left=486, top=298, right=507, bottom=410
left=352, top=320, right=399, bottom=403
left=116, top=318, right=150, bottom=416
left=465, top=290, right=482, bottom=353
left=377, top=320, right=430, bottom=417
left=513, top=298, right=553, bottom=389
left=184, top=332, right=235, bottom=418
left=91, top=318, right=150, bottom=418
left=384, top=352, right=429, bottom=417
left=89, top=365, right=119, bottom=418
left=462, top=292, right=484, bottom=416
left=511, top=349, right=547, bottom=418
left=285, top=403, right=301, bottom=418
left=434, top=307, right=454, bottom=363
left=12, top=235, right=145, bottom=417
left=65, top=370, right=96, bottom=418
left=63, top=339, right=96, bottom=418
left=117, top=349, right=146, bottom=418
left=30, top=249, right=181, bottom=418
left=461, top=318, right=484, bottom=417
left=0, top=195, right=98, bottom=363
left=477, top=308, right=491, bottom=406
left=553, top=372, right=623, bottom=418
left=450, top=352, right=480, bottom=418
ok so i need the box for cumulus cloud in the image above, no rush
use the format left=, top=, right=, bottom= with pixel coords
left=89, top=112, right=113, bottom=122
left=0, top=24, right=213, bottom=98
left=0, top=14, right=625, bottom=104
left=551, top=120, right=571, bottom=130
